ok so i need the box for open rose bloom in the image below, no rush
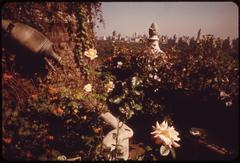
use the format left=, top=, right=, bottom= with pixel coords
left=84, top=48, right=98, bottom=60
left=151, top=120, right=180, bottom=149
left=83, top=84, right=92, bottom=92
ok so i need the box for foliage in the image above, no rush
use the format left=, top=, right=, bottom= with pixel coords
left=1, top=2, right=238, bottom=161
left=100, top=37, right=238, bottom=121
left=2, top=2, right=108, bottom=161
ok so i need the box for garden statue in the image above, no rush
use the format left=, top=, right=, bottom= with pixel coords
left=2, top=19, right=63, bottom=71
left=100, top=112, right=134, bottom=160
left=148, top=22, right=165, bottom=55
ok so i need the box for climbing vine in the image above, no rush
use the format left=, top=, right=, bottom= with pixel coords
left=2, top=2, right=107, bottom=161
left=74, top=2, right=103, bottom=78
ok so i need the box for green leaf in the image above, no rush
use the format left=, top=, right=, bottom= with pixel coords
left=133, top=90, right=142, bottom=96
left=132, top=103, right=143, bottom=111
left=126, top=109, right=134, bottom=119
left=145, top=145, right=152, bottom=151
left=75, top=92, right=84, bottom=100
left=109, top=95, right=124, bottom=104
left=119, top=107, right=126, bottom=114
left=68, top=101, right=78, bottom=108
left=96, top=94, right=107, bottom=101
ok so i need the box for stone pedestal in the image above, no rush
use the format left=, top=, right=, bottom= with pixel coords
left=100, top=112, right=134, bottom=160
left=148, top=22, right=164, bottom=55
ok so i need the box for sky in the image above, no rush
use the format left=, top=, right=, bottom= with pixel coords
left=94, top=2, right=238, bottom=39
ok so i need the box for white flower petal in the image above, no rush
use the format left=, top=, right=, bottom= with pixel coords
left=153, top=134, right=160, bottom=138
left=173, top=142, right=181, bottom=148
left=161, top=120, right=168, bottom=130
left=150, top=131, right=157, bottom=135
left=159, top=135, right=171, bottom=146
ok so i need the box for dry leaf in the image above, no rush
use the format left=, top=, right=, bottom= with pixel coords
left=3, top=73, right=13, bottom=81
left=52, top=107, right=64, bottom=116
left=31, top=94, right=38, bottom=101
left=48, top=87, right=58, bottom=95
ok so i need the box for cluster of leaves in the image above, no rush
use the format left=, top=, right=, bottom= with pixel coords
left=98, top=36, right=238, bottom=160
left=3, top=83, right=108, bottom=160
left=2, top=47, right=110, bottom=160
left=2, top=2, right=111, bottom=161
left=73, top=2, right=104, bottom=78
left=100, top=36, right=239, bottom=121
left=2, top=2, right=103, bottom=78
left=2, top=2, right=238, bottom=161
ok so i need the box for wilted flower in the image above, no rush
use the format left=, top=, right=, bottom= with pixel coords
left=84, top=84, right=92, bottom=92
left=151, top=120, right=180, bottom=149
left=84, top=48, right=98, bottom=60
left=105, top=81, right=115, bottom=93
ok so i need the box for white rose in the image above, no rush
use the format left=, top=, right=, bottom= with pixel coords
left=151, top=120, right=180, bottom=150
left=83, top=84, right=92, bottom=92
left=84, top=48, right=98, bottom=60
